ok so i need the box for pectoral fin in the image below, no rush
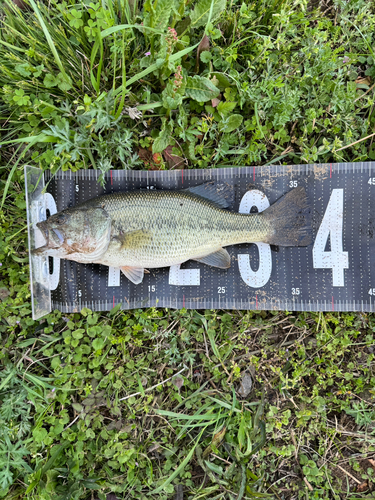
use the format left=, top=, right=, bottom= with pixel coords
left=114, top=229, right=152, bottom=250
left=193, top=248, right=231, bottom=269
left=120, top=266, right=145, bottom=284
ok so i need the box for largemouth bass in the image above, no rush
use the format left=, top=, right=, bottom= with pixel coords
left=34, top=183, right=312, bottom=284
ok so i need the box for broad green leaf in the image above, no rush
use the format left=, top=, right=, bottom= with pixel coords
left=81, top=480, right=101, bottom=490
left=153, top=121, right=172, bottom=153
left=44, top=73, right=57, bottom=88
left=33, top=427, right=48, bottom=443
left=217, top=101, right=237, bottom=116
left=220, top=114, right=243, bottom=133
left=86, top=428, right=95, bottom=439
left=211, top=72, right=232, bottom=90
left=56, top=72, right=72, bottom=92
left=200, top=51, right=212, bottom=63
left=92, top=338, right=105, bottom=350
left=13, top=89, right=30, bottom=106
left=151, top=0, right=173, bottom=30
left=51, top=423, right=64, bottom=435
left=72, top=328, right=85, bottom=339
left=205, top=460, right=223, bottom=474
left=72, top=403, right=83, bottom=413
left=162, top=81, right=184, bottom=110
left=190, top=0, right=226, bottom=28
left=186, top=75, right=219, bottom=102
left=15, top=63, right=32, bottom=77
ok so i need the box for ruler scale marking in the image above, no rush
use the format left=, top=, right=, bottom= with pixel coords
left=24, top=163, right=374, bottom=315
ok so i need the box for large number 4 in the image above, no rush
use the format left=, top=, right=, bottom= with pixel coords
left=313, top=189, right=349, bottom=286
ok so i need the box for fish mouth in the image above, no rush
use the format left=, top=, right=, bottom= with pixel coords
left=36, top=221, right=49, bottom=243
left=32, top=221, right=65, bottom=256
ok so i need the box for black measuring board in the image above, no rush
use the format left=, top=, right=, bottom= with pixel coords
left=42, top=163, right=375, bottom=313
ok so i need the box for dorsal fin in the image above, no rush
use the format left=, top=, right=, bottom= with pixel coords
left=184, top=182, right=234, bottom=209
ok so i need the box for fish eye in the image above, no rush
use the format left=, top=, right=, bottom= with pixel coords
left=56, top=215, right=66, bottom=225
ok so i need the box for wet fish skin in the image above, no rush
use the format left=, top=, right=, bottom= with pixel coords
left=33, top=185, right=312, bottom=284
left=93, top=189, right=274, bottom=269
left=35, top=205, right=111, bottom=262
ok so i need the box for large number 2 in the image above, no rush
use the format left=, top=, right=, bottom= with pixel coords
left=237, top=190, right=272, bottom=288
left=312, top=189, right=349, bottom=286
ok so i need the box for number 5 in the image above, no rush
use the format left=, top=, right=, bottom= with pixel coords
left=313, top=189, right=349, bottom=286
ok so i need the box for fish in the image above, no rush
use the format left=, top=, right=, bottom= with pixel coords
left=33, top=183, right=312, bottom=285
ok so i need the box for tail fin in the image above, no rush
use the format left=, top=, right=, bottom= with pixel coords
left=262, top=186, right=312, bottom=246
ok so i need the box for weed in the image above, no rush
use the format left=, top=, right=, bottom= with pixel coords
left=2, top=0, right=375, bottom=498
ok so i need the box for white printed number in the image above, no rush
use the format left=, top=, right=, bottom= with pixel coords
left=289, top=180, right=298, bottom=187
left=292, top=288, right=300, bottom=295
left=368, top=178, right=375, bottom=185
left=218, top=286, right=226, bottom=294
left=34, top=193, right=60, bottom=291
left=148, top=285, right=155, bottom=292
left=238, top=190, right=272, bottom=288
left=313, top=189, right=349, bottom=287
left=368, top=289, right=375, bottom=295
left=168, top=265, right=200, bottom=286
left=75, top=185, right=79, bottom=192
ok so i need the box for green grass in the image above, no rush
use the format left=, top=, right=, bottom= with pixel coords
left=1, top=0, right=375, bottom=498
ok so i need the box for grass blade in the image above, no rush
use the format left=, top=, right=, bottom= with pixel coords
left=1, top=144, right=31, bottom=210
left=113, top=42, right=200, bottom=96
left=0, top=369, right=16, bottom=391
left=115, top=32, right=127, bottom=118
left=150, top=428, right=205, bottom=494
left=101, top=24, right=163, bottom=38
left=0, top=39, right=26, bottom=52
left=155, top=409, right=221, bottom=420
left=28, top=0, right=68, bottom=79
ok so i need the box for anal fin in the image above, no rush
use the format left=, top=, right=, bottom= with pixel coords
left=193, top=248, right=231, bottom=269
left=120, top=266, right=145, bottom=284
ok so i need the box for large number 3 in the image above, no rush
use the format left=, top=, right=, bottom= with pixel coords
left=237, top=190, right=272, bottom=288
left=35, top=194, right=60, bottom=290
